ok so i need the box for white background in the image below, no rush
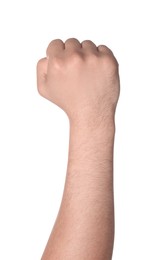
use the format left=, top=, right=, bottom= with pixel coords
left=0, top=0, right=157, bottom=259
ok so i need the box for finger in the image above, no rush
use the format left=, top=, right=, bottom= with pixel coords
left=81, top=40, right=97, bottom=52
left=46, top=39, right=65, bottom=58
left=97, top=44, right=113, bottom=55
left=36, top=57, right=48, bottom=97
left=65, top=38, right=81, bottom=51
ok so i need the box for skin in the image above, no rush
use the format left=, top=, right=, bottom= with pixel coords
left=37, top=38, right=120, bottom=260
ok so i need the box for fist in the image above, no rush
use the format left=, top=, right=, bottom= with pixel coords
left=37, top=38, right=120, bottom=125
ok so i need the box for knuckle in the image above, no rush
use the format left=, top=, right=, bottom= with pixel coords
left=98, top=45, right=119, bottom=70
left=98, top=44, right=110, bottom=50
left=82, top=40, right=95, bottom=45
left=86, top=52, right=98, bottom=63
left=48, top=39, right=62, bottom=47
left=81, top=52, right=99, bottom=68
left=98, top=45, right=114, bottom=56
left=101, top=54, right=119, bottom=71
left=51, top=56, right=64, bottom=70
left=67, top=51, right=83, bottom=65
left=46, top=39, right=63, bottom=54
left=65, top=38, right=79, bottom=44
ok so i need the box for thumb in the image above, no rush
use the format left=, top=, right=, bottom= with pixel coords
left=36, top=57, right=48, bottom=97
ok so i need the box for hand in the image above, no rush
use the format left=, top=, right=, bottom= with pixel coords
left=37, top=38, right=120, bottom=126
left=37, top=38, right=119, bottom=260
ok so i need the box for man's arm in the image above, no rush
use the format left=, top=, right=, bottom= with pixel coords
left=37, top=38, right=120, bottom=260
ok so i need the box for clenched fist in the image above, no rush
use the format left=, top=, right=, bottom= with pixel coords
left=38, top=38, right=119, bottom=260
left=37, top=38, right=120, bottom=126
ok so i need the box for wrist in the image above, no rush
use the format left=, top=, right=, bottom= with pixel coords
left=68, top=115, right=115, bottom=166
left=69, top=112, right=115, bottom=133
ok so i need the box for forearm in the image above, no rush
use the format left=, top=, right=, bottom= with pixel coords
left=42, top=119, right=115, bottom=260
left=38, top=37, right=120, bottom=260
